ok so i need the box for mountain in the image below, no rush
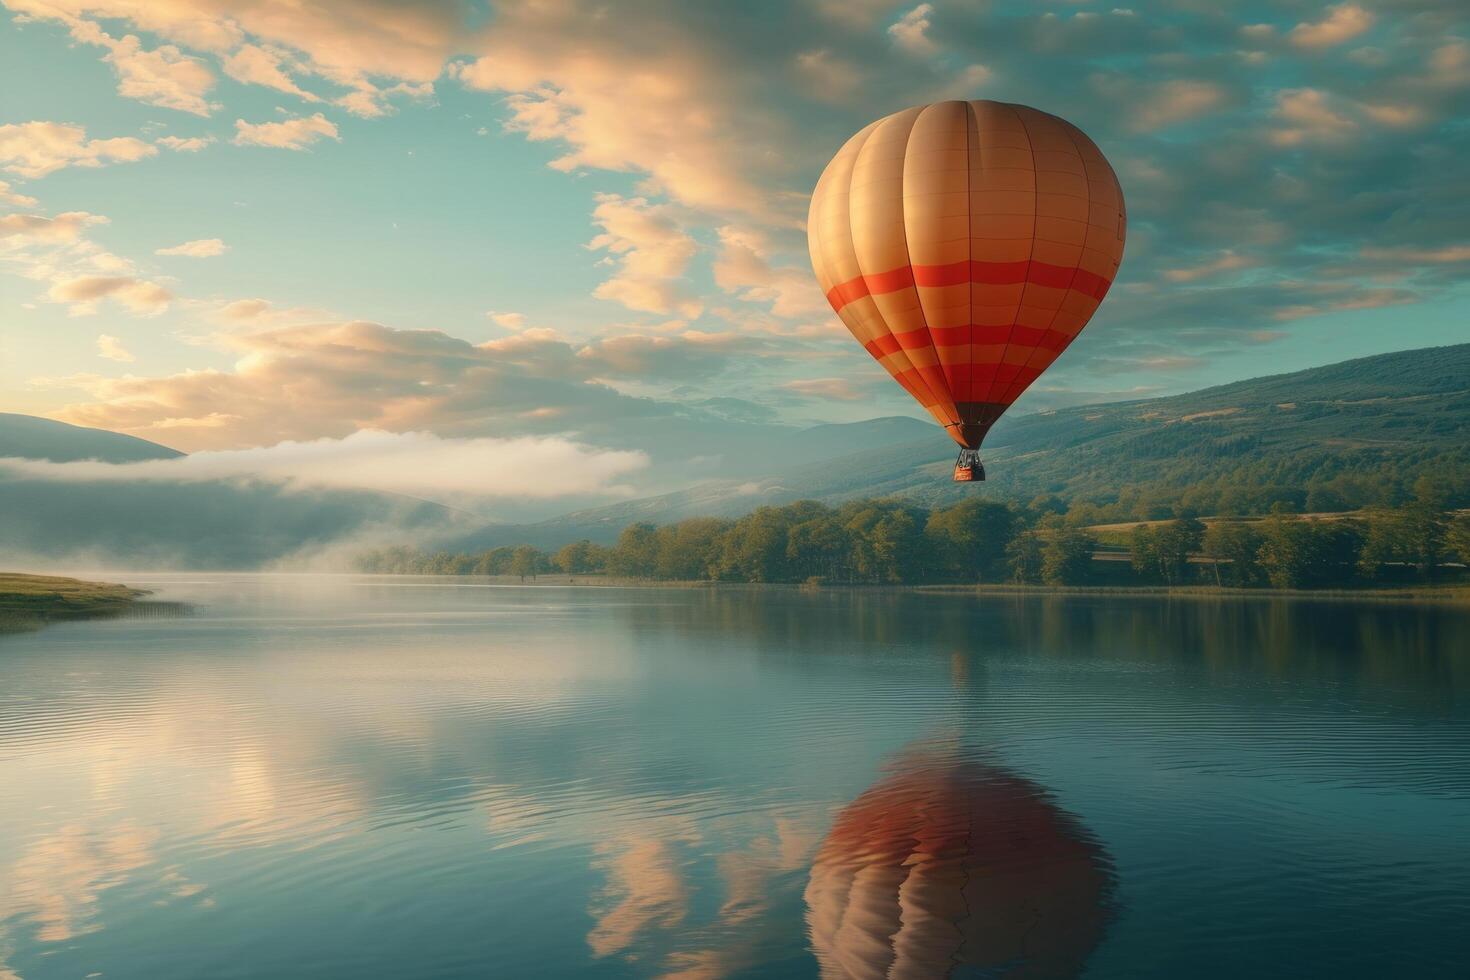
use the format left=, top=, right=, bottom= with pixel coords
left=0, top=416, right=469, bottom=569
left=454, top=343, right=1470, bottom=548
left=0, top=412, right=935, bottom=568
left=0, top=413, right=184, bottom=463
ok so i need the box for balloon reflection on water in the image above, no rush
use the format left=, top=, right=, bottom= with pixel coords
left=805, top=746, right=1115, bottom=979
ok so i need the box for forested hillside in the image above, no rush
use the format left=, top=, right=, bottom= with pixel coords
left=458, top=344, right=1470, bottom=549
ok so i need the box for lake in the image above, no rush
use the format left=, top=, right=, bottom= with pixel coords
left=2, top=575, right=1468, bottom=979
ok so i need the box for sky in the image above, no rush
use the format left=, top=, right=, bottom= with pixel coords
left=2, top=0, right=1468, bottom=504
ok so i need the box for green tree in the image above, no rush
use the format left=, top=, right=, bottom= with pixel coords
left=1447, top=514, right=1470, bottom=565
left=1154, top=516, right=1206, bottom=584
left=655, top=518, right=731, bottom=580
left=841, top=501, right=927, bottom=583
left=1007, top=530, right=1044, bottom=584
left=473, top=546, right=515, bottom=576
left=1040, top=520, right=1096, bottom=585
left=508, top=545, right=543, bottom=582
left=1202, top=522, right=1263, bottom=586
left=1256, top=516, right=1362, bottom=588
left=925, top=499, right=1019, bottom=582
left=553, top=540, right=607, bottom=575
left=609, top=522, right=660, bottom=578
left=716, top=506, right=794, bottom=582
left=786, top=513, right=850, bottom=582
left=1129, top=525, right=1161, bottom=583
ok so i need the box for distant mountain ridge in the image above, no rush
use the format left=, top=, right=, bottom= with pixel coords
left=3, top=344, right=1465, bottom=564
left=0, top=413, right=183, bottom=463
left=454, top=343, right=1470, bottom=549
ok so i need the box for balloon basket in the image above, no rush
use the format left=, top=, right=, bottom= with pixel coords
left=953, top=449, right=985, bottom=483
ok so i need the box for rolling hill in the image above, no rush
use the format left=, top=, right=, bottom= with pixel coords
left=454, top=343, right=1470, bottom=549
left=0, top=413, right=183, bottom=463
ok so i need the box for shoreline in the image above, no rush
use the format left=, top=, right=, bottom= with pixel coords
left=0, top=572, right=149, bottom=633
left=348, top=573, right=1470, bottom=605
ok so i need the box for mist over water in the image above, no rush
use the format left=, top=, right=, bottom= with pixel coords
left=1, top=576, right=1467, bottom=978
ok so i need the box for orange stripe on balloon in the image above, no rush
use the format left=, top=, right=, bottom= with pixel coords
left=827, top=260, right=1111, bottom=313
left=890, top=361, right=1045, bottom=404
left=864, top=324, right=1071, bottom=359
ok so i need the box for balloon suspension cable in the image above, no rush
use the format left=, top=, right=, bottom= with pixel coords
left=953, top=448, right=985, bottom=483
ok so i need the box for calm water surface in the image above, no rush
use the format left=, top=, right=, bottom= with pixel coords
left=2, top=575, right=1468, bottom=979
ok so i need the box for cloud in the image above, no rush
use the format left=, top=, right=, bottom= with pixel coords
left=232, top=112, right=339, bottom=150
left=1267, top=88, right=1358, bottom=145
left=888, top=4, right=936, bottom=55
left=1289, top=4, right=1374, bottom=50
left=1359, top=244, right=1470, bottom=263
left=220, top=43, right=320, bottom=101
left=47, top=275, right=172, bottom=315
left=1162, top=251, right=1257, bottom=282
left=155, top=237, right=227, bottom=257
left=216, top=297, right=272, bottom=320
left=43, top=320, right=760, bottom=450
left=0, top=179, right=39, bottom=207
left=587, top=194, right=702, bottom=318
left=3, top=430, right=649, bottom=500
left=0, top=210, right=107, bottom=241
left=6, top=0, right=459, bottom=106
left=794, top=50, right=863, bottom=103
left=779, top=378, right=864, bottom=401
left=156, top=134, right=215, bottom=152
left=486, top=311, right=526, bottom=330
left=450, top=3, right=804, bottom=225
left=712, top=226, right=828, bottom=318
left=68, top=20, right=219, bottom=116
left=0, top=121, right=156, bottom=178
left=96, top=333, right=135, bottom=362
left=1094, top=77, right=1232, bottom=131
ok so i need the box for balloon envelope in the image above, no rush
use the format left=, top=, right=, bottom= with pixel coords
left=808, top=100, right=1126, bottom=450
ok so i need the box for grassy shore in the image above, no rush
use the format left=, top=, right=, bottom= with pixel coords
left=357, top=572, right=1470, bottom=604
left=0, top=572, right=147, bottom=632
left=915, top=582, right=1470, bottom=604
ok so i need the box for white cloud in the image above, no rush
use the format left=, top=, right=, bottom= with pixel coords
left=794, top=49, right=862, bottom=103
left=0, top=210, right=107, bottom=242
left=1289, top=4, right=1374, bottom=50
left=1162, top=251, right=1257, bottom=282
left=487, top=311, right=527, bottom=329
left=712, top=226, right=828, bottom=319
left=220, top=44, right=320, bottom=101
left=0, top=179, right=39, bottom=208
left=47, top=275, right=172, bottom=316
left=1105, top=78, right=1234, bottom=131
left=232, top=112, right=339, bottom=150
left=155, top=237, right=227, bottom=257
left=888, top=4, right=936, bottom=55
left=1268, top=88, right=1358, bottom=145
left=587, top=194, right=702, bottom=318
left=41, top=319, right=763, bottom=451
left=72, top=22, right=219, bottom=116
left=156, top=135, right=215, bottom=152
left=1359, top=244, right=1470, bottom=263
left=96, top=334, right=135, bottom=362
left=0, top=122, right=156, bottom=179
left=780, top=377, right=864, bottom=401
left=450, top=4, right=799, bottom=226
left=6, top=0, right=458, bottom=99
left=0, top=431, right=649, bottom=500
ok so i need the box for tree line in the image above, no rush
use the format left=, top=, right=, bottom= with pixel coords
left=355, top=478, right=1469, bottom=589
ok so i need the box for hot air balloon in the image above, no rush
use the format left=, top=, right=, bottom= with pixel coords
left=808, top=101, right=1126, bottom=482
left=804, top=748, right=1115, bottom=979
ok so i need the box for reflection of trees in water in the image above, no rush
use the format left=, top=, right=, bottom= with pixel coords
left=805, top=743, right=1114, bottom=979
left=619, top=590, right=1470, bottom=706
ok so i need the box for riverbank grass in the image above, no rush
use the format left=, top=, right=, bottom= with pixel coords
left=0, top=573, right=145, bottom=632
